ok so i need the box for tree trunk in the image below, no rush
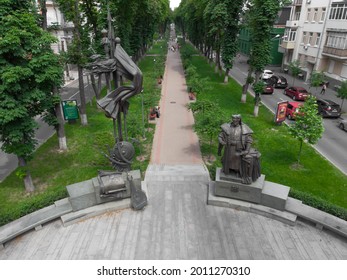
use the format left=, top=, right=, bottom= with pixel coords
left=18, top=156, right=35, bottom=192
left=241, top=67, right=253, bottom=103
left=41, top=0, right=47, bottom=30
left=241, top=85, right=248, bottom=103
left=224, top=68, right=229, bottom=83
left=53, top=87, right=68, bottom=151
left=297, top=140, right=303, bottom=164
left=58, top=136, right=68, bottom=150
left=254, top=93, right=261, bottom=117
left=78, top=65, right=88, bottom=125
left=90, top=74, right=100, bottom=100
left=254, top=104, right=259, bottom=117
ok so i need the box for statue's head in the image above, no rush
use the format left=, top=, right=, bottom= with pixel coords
left=231, top=114, right=241, bottom=126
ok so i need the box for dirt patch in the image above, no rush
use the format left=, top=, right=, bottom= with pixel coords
left=290, top=162, right=305, bottom=171
left=136, top=155, right=147, bottom=162
left=203, top=154, right=216, bottom=165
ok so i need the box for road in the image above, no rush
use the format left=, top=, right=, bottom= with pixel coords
left=0, top=74, right=96, bottom=182
left=229, top=55, right=347, bottom=175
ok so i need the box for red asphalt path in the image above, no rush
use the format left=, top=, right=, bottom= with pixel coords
left=150, top=44, right=203, bottom=165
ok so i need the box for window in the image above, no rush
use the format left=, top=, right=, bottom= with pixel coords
left=284, top=29, right=297, bottom=41
left=309, top=32, right=313, bottom=45
left=329, top=3, right=347, bottom=20
left=313, top=8, right=318, bottom=21
left=315, top=33, right=321, bottom=46
left=306, top=8, right=311, bottom=21
left=295, top=11, right=301, bottom=20
left=321, top=7, right=326, bottom=21
left=290, top=31, right=296, bottom=41
left=302, top=32, right=307, bottom=44
left=326, top=32, right=347, bottom=49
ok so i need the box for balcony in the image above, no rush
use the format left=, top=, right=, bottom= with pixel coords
left=62, top=22, right=75, bottom=30
left=294, top=0, right=302, bottom=5
left=280, top=41, right=295, bottom=49
left=286, top=20, right=299, bottom=28
left=323, top=46, right=347, bottom=59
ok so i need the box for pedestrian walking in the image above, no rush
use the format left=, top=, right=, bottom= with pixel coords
left=320, top=82, right=327, bottom=94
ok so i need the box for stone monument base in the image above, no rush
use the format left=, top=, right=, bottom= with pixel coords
left=66, top=169, right=146, bottom=213
left=215, top=168, right=265, bottom=204
left=213, top=168, right=290, bottom=211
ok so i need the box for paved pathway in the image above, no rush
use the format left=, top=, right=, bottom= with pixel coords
left=0, top=37, right=347, bottom=260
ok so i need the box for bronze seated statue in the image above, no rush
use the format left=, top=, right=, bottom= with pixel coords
left=218, top=114, right=261, bottom=185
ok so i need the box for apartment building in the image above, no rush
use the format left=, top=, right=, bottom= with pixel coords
left=36, top=0, right=74, bottom=53
left=281, top=0, right=347, bottom=87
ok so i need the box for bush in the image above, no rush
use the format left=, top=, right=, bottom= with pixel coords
left=290, top=189, right=347, bottom=221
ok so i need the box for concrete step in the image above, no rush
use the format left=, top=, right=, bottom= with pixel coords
left=145, top=164, right=210, bottom=182
left=0, top=198, right=72, bottom=248
left=208, top=183, right=297, bottom=226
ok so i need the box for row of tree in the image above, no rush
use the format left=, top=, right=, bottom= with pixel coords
left=0, top=0, right=171, bottom=192
left=173, top=0, right=290, bottom=115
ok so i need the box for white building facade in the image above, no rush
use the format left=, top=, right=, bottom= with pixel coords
left=281, top=0, right=347, bottom=87
left=36, top=0, right=74, bottom=53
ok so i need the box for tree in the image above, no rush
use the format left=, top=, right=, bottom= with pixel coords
left=337, top=80, right=347, bottom=108
left=0, top=1, right=64, bottom=192
left=252, top=81, right=265, bottom=117
left=309, top=71, right=325, bottom=95
left=241, top=0, right=281, bottom=105
left=55, top=0, right=92, bottom=126
left=221, top=0, right=243, bottom=83
left=188, top=101, right=226, bottom=160
left=204, top=0, right=227, bottom=74
left=288, top=59, right=302, bottom=86
left=38, top=0, right=67, bottom=151
left=288, top=96, right=324, bottom=165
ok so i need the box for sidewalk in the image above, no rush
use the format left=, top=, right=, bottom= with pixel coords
left=149, top=42, right=203, bottom=165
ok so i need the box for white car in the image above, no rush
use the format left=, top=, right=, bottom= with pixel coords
left=261, top=69, right=274, bottom=80
left=338, top=119, right=347, bottom=131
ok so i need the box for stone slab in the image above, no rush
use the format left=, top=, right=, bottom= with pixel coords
left=214, top=168, right=265, bottom=204
left=208, top=182, right=252, bottom=211
left=261, top=181, right=290, bottom=211
left=61, top=199, right=131, bottom=227
left=208, top=182, right=297, bottom=226
left=285, top=199, right=347, bottom=238
left=0, top=199, right=72, bottom=246
left=66, top=179, right=94, bottom=197
left=250, top=204, right=297, bottom=226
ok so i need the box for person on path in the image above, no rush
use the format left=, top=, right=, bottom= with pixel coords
left=320, top=82, right=327, bottom=94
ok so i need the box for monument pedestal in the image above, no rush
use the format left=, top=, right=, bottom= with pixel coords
left=213, top=168, right=290, bottom=211
left=66, top=169, right=146, bottom=212
left=214, top=168, right=265, bottom=204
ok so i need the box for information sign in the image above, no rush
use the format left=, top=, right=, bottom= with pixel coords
left=275, top=101, right=288, bottom=124
left=62, top=100, right=79, bottom=120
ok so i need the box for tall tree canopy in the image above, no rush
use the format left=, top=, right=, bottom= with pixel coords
left=0, top=0, right=64, bottom=191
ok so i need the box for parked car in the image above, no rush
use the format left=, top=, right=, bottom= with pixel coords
left=338, top=119, right=347, bottom=131
left=262, top=81, right=274, bottom=94
left=261, top=69, right=274, bottom=80
left=316, top=99, right=341, bottom=118
left=283, top=86, right=309, bottom=101
left=286, top=101, right=303, bottom=120
left=268, top=75, right=288, bottom=88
